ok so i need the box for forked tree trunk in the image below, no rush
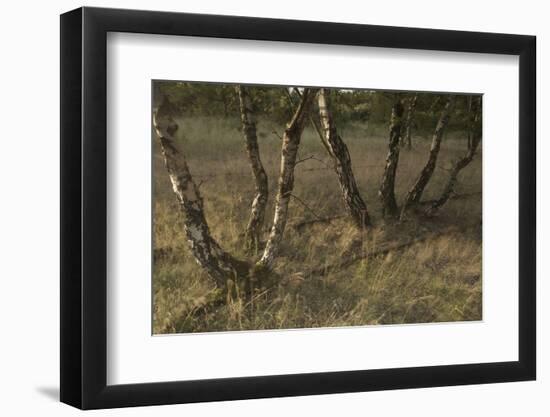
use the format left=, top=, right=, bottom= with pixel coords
left=289, top=87, right=331, bottom=155
left=153, top=96, right=248, bottom=288
left=318, top=88, right=371, bottom=228
left=236, top=86, right=269, bottom=253
left=257, top=88, right=319, bottom=268
left=400, top=95, right=455, bottom=217
left=428, top=96, right=481, bottom=213
left=403, top=94, right=418, bottom=150
left=379, top=99, right=405, bottom=218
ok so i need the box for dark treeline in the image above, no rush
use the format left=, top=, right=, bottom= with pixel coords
left=155, top=81, right=479, bottom=138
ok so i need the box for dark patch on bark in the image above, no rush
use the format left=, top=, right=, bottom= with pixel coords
left=318, top=88, right=371, bottom=228
left=427, top=96, right=481, bottom=213
left=403, top=94, right=418, bottom=150
left=154, top=95, right=249, bottom=291
left=258, top=88, right=319, bottom=268
left=379, top=99, right=405, bottom=218
left=401, top=95, right=456, bottom=218
left=236, top=85, right=269, bottom=253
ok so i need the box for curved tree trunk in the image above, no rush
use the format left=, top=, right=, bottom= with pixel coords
left=403, top=94, right=418, bottom=150
left=236, top=85, right=269, bottom=253
left=318, top=88, right=371, bottom=228
left=257, top=88, right=319, bottom=268
left=428, top=96, right=481, bottom=213
left=153, top=96, right=248, bottom=288
left=379, top=99, right=405, bottom=218
left=400, top=95, right=455, bottom=217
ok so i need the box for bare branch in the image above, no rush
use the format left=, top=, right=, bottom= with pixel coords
left=257, top=88, right=319, bottom=269
left=291, top=215, right=345, bottom=231
left=400, top=95, right=456, bottom=218
left=289, top=193, right=324, bottom=221
left=304, top=229, right=452, bottom=279
left=271, top=129, right=283, bottom=140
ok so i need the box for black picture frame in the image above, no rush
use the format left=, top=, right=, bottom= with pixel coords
left=60, top=6, right=536, bottom=410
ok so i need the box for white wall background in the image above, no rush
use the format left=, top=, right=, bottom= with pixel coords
left=0, top=0, right=545, bottom=415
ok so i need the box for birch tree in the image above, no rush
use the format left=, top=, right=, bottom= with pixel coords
left=257, top=88, right=319, bottom=268
left=155, top=89, right=318, bottom=296
left=400, top=95, right=455, bottom=217
left=427, top=96, right=481, bottom=213
left=236, top=85, right=269, bottom=253
left=379, top=98, right=405, bottom=217
left=403, top=94, right=418, bottom=150
left=153, top=96, right=248, bottom=289
left=318, top=88, right=371, bottom=228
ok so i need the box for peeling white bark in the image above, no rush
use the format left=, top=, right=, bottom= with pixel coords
left=257, top=88, right=319, bottom=268
left=318, top=88, right=371, bottom=228
left=154, top=96, right=247, bottom=287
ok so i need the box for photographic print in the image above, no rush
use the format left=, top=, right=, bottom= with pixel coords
left=152, top=81, right=482, bottom=334
left=61, top=9, right=535, bottom=407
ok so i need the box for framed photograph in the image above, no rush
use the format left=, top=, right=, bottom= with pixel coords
left=60, top=6, right=536, bottom=409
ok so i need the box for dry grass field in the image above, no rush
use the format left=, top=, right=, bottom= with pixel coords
left=152, top=114, right=482, bottom=334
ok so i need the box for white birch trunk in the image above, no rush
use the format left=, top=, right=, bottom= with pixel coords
left=153, top=96, right=247, bottom=288
left=257, top=88, right=319, bottom=268
left=318, top=88, right=371, bottom=228
left=379, top=99, right=405, bottom=217
left=401, top=95, right=455, bottom=217
left=236, top=85, right=269, bottom=253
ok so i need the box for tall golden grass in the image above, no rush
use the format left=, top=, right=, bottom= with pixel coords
left=153, top=116, right=482, bottom=334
